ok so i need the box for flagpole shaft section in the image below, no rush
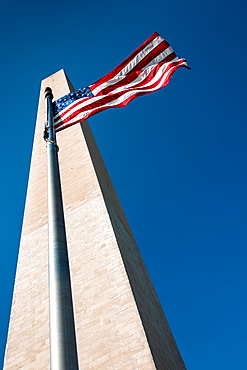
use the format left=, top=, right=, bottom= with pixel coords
left=45, top=87, right=79, bottom=370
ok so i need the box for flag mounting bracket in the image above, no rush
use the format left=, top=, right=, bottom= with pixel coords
left=43, top=87, right=59, bottom=151
left=44, top=138, right=59, bottom=151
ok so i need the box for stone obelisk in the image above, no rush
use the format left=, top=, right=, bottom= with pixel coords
left=4, top=70, right=185, bottom=369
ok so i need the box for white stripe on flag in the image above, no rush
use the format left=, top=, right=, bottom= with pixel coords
left=55, top=60, right=186, bottom=130
left=90, top=35, right=164, bottom=96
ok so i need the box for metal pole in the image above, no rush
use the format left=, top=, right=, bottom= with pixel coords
left=44, top=87, right=79, bottom=370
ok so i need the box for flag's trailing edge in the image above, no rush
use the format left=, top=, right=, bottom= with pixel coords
left=53, top=32, right=189, bottom=132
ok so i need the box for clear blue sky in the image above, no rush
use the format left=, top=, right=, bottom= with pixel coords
left=0, top=0, right=247, bottom=368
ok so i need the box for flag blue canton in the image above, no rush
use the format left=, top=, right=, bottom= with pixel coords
left=53, top=87, right=94, bottom=115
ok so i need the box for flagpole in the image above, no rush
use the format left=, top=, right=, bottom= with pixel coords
left=44, top=87, right=79, bottom=370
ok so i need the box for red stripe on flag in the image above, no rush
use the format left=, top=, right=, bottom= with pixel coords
left=54, top=60, right=186, bottom=132
left=95, top=42, right=175, bottom=97
left=90, top=32, right=161, bottom=91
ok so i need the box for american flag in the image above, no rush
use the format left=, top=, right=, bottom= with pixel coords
left=53, top=32, right=189, bottom=132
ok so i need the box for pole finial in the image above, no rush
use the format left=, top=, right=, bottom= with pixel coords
left=44, top=87, right=52, bottom=93
left=44, top=87, right=53, bottom=99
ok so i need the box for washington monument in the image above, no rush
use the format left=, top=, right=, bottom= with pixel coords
left=4, top=69, right=186, bottom=369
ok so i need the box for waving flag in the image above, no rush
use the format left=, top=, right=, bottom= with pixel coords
left=53, top=32, right=189, bottom=132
